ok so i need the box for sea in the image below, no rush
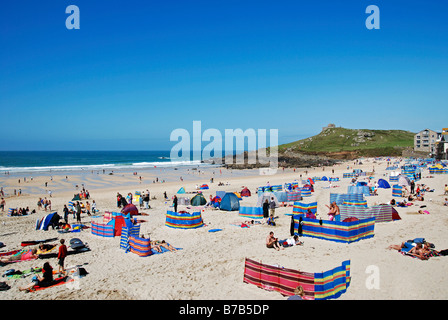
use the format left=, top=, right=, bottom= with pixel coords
left=0, top=151, right=210, bottom=176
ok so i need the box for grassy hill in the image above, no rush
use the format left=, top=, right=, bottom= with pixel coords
left=278, top=127, right=415, bottom=158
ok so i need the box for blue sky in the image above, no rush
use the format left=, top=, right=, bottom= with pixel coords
left=1, top=1, right=447, bottom=151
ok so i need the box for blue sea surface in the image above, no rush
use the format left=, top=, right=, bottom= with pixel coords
left=0, top=150, right=204, bottom=174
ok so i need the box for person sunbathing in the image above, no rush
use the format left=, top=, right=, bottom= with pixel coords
left=0, top=249, right=39, bottom=263
left=387, top=242, right=427, bottom=260
left=152, top=240, right=177, bottom=252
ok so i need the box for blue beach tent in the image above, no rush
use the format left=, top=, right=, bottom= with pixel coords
left=377, top=179, right=391, bottom=189
left=220, top=193, right=240, bottom=211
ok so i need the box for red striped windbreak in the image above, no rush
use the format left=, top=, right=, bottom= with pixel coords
left=243, top=258, right=315, bottom=299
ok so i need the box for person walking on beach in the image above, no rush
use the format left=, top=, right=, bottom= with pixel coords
left=58, top=239, right=68, bottom=274
left=0, top=198, right=5, bottom=212
left=173, top=195, right=178, bottom=212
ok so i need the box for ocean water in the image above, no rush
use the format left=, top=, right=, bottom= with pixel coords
left=0, top=151, right=205, bottom=174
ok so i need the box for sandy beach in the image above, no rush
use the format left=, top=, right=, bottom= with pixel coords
left=1, top=158, right=447, bottom=301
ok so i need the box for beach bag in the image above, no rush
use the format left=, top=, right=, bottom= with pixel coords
left=0, top=281, right=10, bottom=291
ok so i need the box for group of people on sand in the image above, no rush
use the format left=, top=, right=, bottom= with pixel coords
left=387, top=239, right=448, bottom=260
left=266, top=231, right=303, bottom=251
left=325, top=202, right=340, bottom=221
left=37, top=197, right=52, bottom=211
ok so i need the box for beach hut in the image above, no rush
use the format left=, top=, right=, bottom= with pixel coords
left=191, top=193, right=207, bottom=206
left=220, top=193, right=240, bottom=211
left=165, top=210, right=204, bottom=229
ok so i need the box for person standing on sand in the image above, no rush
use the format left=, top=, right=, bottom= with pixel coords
left=173, top=195, right=178, bottom=212
left=76, top=201, right=82, bottom=223
left=262, top=199, right=269, bottom=222
left=63, top=204, right=69, bottom=224
left=58, top=239, right=68, bottom=274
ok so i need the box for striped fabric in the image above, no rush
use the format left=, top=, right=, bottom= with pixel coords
left=293, top=216, right=375, bottom=243
left=165, top=210, right=204, bottom=229
left=128, top=236, right=152, bottom=257
left=243, top=258, right=351, bottom=300
left=7, top=208, right=15, bottom=217
left=429, top=167, right=447, bottom=174
left=257, top=185, right=283, bottom=193
left=91, top=221, right=115, bottom=238
left=342, top=200, right=367, bottom=207
left=314, top=260, right=351, bottom=300
left=340, top=205, right=397, bottom=223
left=286, top=191, right=301, bottom=202
left=392, top=185, right=402, bottom=197
left=273, top=191, right=288, bottom=202
left=293, top=201, right=317, bottom=214
left=389, top=175, right=399, bottom=182
left=330, top=193, right=364, bottom=206
left=239, top=207, right=263, bottom=219
left=300, top=188, right=312, bottom=197
left=329, top=177, right=340, bottom=182
left=243, top=258, right=316, bottom=299
left=120, top=225, right=141, bottom=251
left=343, top=173, right=357, bottom=178
left=347, top=186, right=371, bottom=196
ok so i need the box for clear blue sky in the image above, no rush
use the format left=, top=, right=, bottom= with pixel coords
left=1, top=1, right=447, bottom=151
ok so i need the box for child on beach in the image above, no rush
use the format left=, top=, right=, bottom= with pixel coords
left=58, top=239, right=68, bottom=274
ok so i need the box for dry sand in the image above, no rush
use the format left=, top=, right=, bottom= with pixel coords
left=1, top=158, right=447, bottom=300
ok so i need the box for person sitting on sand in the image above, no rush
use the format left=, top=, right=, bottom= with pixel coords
left=444, top=198, right=448, bottom=206
left=266, top=231, right=283, bottom=251
left=267, top=214, right=276, bottom=226
left=19, top=262, right=54, bottom=291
